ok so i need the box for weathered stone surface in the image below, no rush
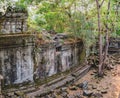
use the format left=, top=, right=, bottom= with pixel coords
left=61, top=92, right=68, bottom=97
left=76, top=81, right=88, bottom=90
left=14, top=91, right=24, bottom=96
left=26, top=65, right=91, bottom=98
left=92, top=93, right=103, bottom=98
left=101, top=90, right=107, bottom=94
left=74, top=92, right=82, bottom=98
left=69, top=86, right=78, bottom=91
left=83, top=90, right=93, bottom=97
left=7, top=92, right=14, bottom=96
left=72, top=65, right=91, bottom=81
left=34, top=41, right=83, bottom=80
left=61, top=87, right=67, bottom=92
left=0, top=18, right=84, bottom=96
left=45, top=76, right=65, bottom=87
left=0, top=6, right=86, bottom=98
left=0, top=45, right=34, bottom=85
left=56, top=89, right=62, bottom=95
left=67, top=95, right=75, bottom=98
left=0, top=7, right=28, bottom=34
left=82, top=81, right=88, bottom=90
left=0, top=31, right=83, bottom=87
left=92, top=85, right=97, bottom=89
left=76, top=83, right=83, bottom=88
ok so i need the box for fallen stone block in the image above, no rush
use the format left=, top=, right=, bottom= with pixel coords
left=83, top=90, right=93, bottom=97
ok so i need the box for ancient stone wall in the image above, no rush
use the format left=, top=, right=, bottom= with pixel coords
left=34, top=43, right=56, bottom=79
left=0, top=8, right=28, bottom=34
left=0, top=8, right=84, bottom=87
left=34, top=41, right=83, bottom=80
left=0, top=34, right=83, bottom=86
left=0, top=35, right=35, bottom=85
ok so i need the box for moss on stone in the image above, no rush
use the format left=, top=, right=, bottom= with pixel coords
left=80, top=48, right=86, bottom=63
left=34, top=65, right=80, bottom=87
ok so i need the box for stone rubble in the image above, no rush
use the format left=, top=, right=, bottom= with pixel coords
left=0, top=65, right=91, bottom=98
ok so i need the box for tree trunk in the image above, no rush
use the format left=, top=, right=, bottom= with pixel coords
left=95, top=0, right=103, bottom=76
left=104, top=0, right=110, bottom=61
left=98, top=34, right=103, bottom=76
left=104, top=31, right=109, bottom=60
left=103, top=0, right=111, bottom=71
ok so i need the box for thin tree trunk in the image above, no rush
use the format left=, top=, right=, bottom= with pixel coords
left=104, top=31, right=109, bottom=60
left=104, top=0, right=110, bottom=61
left=99, top=34, right=103, bottom=76
left=95, top=0, right=103, bottom=76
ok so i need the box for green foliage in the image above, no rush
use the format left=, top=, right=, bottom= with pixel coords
left=15, top=2, right=27, bottom=11
left=0, top=0, right=120, bottom=41
left=115, top=29, right=120, bottom=35
left=0, top=0, right=15, bottom=14
left=28, top=0, right=70, bottom=32
left=69, top=11, right=96, bottom=49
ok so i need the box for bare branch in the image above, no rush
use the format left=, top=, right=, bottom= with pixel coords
left=95, top=0, right=99, bottom=8
left=105, top=0, right=111, bottom=30
left=104, top=23, right=111, bottom=31
left=106, top=0, right=110, bottom=19
left=108, top=0, right=110, bottom=12
left=99, top=0, right=105, bottom=8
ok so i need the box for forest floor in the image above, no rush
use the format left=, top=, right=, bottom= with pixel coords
left=66, top=64, right=120, bottom=98
left=62, top=54, right=120, bottom=98
left=34, top=53, right=120, bottom=98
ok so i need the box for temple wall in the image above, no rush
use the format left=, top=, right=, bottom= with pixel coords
left=34, top=41, right=83, bottom=80
left=0, top=9, right=28, bottom=33
left=0, top=35, right=83, bottom=86
left=0, top=8, right=84, bottom=86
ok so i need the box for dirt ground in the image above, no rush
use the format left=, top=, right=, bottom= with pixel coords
left=66, top=63, right=120, bottom=98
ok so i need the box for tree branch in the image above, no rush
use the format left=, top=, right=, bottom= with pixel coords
left=95, top=0, right=99, bottom=8
left=106, top=0, right=110, bottom=21
left=99, top=0, right=105, bottom=8
left=105, top=0, right=110, bottom=30
left=104, top=23, right=110, bottom=31
left=107, top=0, right=110, bottom=14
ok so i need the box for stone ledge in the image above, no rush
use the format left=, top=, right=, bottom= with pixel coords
left=0, top=34, right=35, bottom=48
left=25, top=65, right=91, bottom=98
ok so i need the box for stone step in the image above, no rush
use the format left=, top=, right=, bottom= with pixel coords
left=71, top=65, right=84, bottom=74
left=4, top=65, right=91, bottom=98
left=25, top=65, right=91, bottom=98
left=75, top=65, right=91, bottom=81
left=26, top=76, right=75, bottom=98
left=45, top=76, right=65, bottom=87
left=71, top=65, right=91, bottom=78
